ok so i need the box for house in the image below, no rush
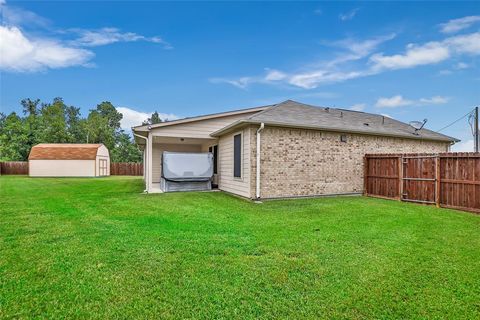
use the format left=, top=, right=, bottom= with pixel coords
left=132, top=100, right=457, bottom=199
left=29, top=144, right=110, bottom=177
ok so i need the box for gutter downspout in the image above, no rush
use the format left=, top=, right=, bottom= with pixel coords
left=256, top=123, right=265, bottom=199
left=133, top=133, right=149, bottom=193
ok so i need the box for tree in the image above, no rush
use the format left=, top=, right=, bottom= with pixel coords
left=0, top=98, right=143, bottom=163
left=85, top=110, right=115, bottom=150
left=0, top=112, right=30, bottom=160
left=142, top=111, right=163, bottom=125
left=21, top=98, right=40, bottom=117
left=21, top=98, right=41, bottom=148
left=38, top=98, right=69, bottom=143
left=65, top=105, right=85, bottom=142
left=110, top=132, right=142, bottom=162
left=150, top=111, right=162, bottom=124
left=95, top=101, right=122, bottom=131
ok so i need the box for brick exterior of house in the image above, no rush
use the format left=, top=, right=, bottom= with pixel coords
left=249, top=126, right=450, bottom=199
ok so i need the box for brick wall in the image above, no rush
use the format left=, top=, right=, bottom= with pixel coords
left=253, top=127, right=449, bottom=199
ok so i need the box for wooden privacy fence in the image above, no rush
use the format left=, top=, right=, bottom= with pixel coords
left=364, top=153, right=480, bottom=214
left=0, top=161, right=28, bottom=175
left=1, top=161, right=143, bottom=176
left=110, top=162, right=143, bottom=176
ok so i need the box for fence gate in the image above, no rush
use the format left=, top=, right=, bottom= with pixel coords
left=364, top=153, right=480, bottom=214
left=401, top=155, right=438, bottom=204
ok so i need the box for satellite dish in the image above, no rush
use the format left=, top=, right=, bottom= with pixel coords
left=409, top=119, right=427, bottom=133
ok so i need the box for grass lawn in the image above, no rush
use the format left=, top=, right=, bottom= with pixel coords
left=0, top=176, right=479, bottom=319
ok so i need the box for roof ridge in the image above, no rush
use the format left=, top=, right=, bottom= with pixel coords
left=212, top=99, right=458, bottom=142
left=33, top=143, right=102, bottom=148
left=244, top=101, right=288, bottom=120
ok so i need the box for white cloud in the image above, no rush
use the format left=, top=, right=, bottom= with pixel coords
left=0, top=25, right=94, bottom=72
left=70, top=27, right=172, bottom=49
left=349, top=103, right=366, bottom=111
left=0, top=1, right=50, bottom=28
left=334, top=34, right=396, bottom=57
left=116, top=107, right=180, bottom=129
left=210, top=34, right=394, bottom=90
left=313, top=9, right=322, bottom=16
left=445, top=32, right=480, bottom=55
left=370, top=41, right=450, bottom=70
left=212, top=26, right=480, bottom=90
left=419, top=96, right=449, bottom=104
left=456, top=62, right=469, bottom=69
left=376, top=95, right=449, bottom=108
left=0, top=1, right=171, bottom=73
left=438, top=69, right=453, bottom=76
left=284, top=34, right=395, bottom=89
left=289, top=70, right=367, bottom=89
left=375, top=95, right=413, bottom=108
left=325, top=33, right=396, bottom=67
left=209, top=77, right=253, bottom=89
left=339, top=8, right=359, bottom=21
left=370, top=32, right=480, bottom=71
left=210, top=68, right=288, bottom=89
left=451, top=139, right=474, bottom=152
left=439, top=16, right=480, bottom=34
left=264, top=69, right=287, bottom=81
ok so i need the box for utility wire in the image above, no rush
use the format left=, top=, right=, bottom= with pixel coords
left=436, top=108, right=475, bottom=133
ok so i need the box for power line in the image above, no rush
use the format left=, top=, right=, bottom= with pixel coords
left=436, top=108, right=475, bottom=133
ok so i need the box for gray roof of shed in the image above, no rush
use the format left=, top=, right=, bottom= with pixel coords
left=211, top=100, right=458, bottom=142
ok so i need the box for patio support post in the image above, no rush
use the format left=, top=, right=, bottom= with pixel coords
left=147, top=132, right=153, bottom=193
left=133, top=133, right=149, bottom=192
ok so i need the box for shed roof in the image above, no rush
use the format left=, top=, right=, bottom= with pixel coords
left=29, top=144, right=104, bottom=160
left=211, top=100, right=458, bottom=142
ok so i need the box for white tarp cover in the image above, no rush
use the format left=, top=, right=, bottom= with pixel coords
left=162, top=151, right=213, bottom=181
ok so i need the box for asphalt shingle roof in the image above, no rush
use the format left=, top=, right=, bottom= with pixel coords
left=29, top=144, right=103, bottom=160
left=214, top=100, right=457, bottom=142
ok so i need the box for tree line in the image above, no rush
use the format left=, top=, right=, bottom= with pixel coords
left=0, top=98, right=162, bottom=162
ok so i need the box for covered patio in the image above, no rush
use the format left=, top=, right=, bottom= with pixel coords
left=135, top=134, right=218, bottom=193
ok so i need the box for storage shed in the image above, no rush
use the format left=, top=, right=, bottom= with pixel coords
left=29, top=144, right=110, bottom=177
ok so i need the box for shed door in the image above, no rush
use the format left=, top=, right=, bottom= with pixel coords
left=99, top=159, right=108, bottom=176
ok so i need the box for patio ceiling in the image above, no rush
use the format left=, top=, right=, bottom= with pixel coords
left=152, top=136, right=217, bottom=145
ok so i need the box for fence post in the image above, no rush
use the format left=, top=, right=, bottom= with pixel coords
left=398, top=156, right=403, bottom=201
left=363, top=156, right=368, bottom=196
left=435, top=155, right=441, bottom=208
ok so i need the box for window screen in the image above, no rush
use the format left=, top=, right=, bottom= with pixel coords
left=213, top=145, right=218, bottom=174
left=209, top=145, right=218, bottom=174
left=233, top=134, right=241, bottom=178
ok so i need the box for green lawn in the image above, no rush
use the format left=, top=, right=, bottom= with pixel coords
left=0, top=176, right=479, bottom=319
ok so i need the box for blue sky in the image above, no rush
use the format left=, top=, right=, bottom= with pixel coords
left=1, top=1, right=479, bottom=151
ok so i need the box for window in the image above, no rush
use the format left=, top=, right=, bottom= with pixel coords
left=209, top=145, right=218, bottom=174
left=233, top=134, right=242, bottom=178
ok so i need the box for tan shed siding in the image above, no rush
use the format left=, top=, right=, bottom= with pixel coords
left=217, top=127, right=252, bottom=198
left=255, top=127, right=450, bottom=198
left=149, top=112, right=258, bottom=139
left=151, top=143, right=202, bottom=183
left=97, top=144, right=110, bottom=157
left=29, top=160, right=95, bottom=177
